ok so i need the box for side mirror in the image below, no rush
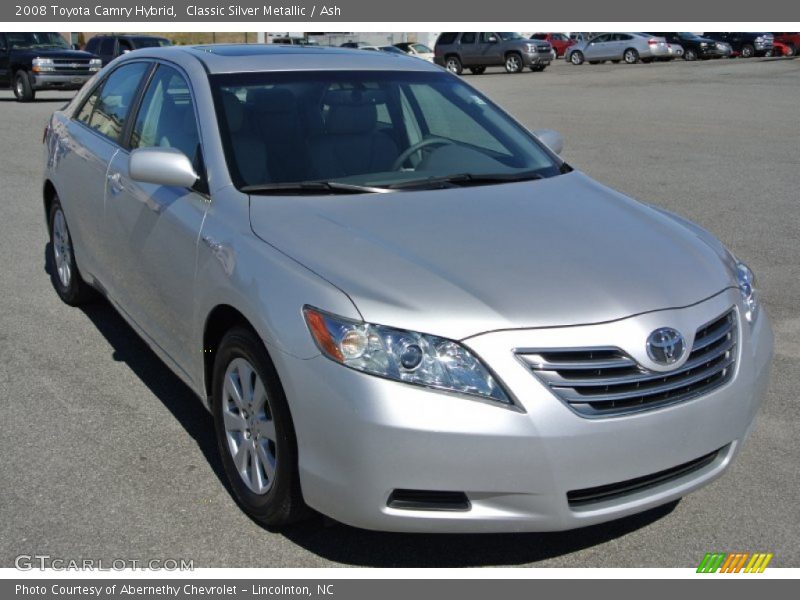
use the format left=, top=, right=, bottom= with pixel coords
left=129, top=147, right=198, bottom=188
left=488, top=36, right=498, bottom=43
left=533, top=129, right=564, bottom=155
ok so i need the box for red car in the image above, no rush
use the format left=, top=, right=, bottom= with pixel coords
left=530, top=32, right=575, bottom=58
left=772, top=32, right=799, bottom=56
left=770, top=40, right=793, bottom=57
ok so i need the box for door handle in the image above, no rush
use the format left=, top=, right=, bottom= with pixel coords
left=107, top=171, right=123, bottom=195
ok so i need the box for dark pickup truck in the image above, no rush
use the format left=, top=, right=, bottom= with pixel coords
left=0, top=32, right=101, bottom=102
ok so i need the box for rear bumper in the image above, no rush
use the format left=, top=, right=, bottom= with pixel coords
left=31, top=72, right=93, bottom=91
left=272, top=290, right=772, bottom=532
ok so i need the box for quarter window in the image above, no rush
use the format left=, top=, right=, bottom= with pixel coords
left=461, top=33, right=476, bottom=44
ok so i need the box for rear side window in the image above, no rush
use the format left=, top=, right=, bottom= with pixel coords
left=99, top=37, right=115, bottom=55
left=86, top=62, right=149, bottom=142
left=131, top=65, right=201, bottom=168
left=461, top=33, right=476, bottom=44
left=436, top=32, right=458, bottom=45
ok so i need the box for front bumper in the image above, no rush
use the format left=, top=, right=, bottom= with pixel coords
left=273, top=289, right=772, bottom=532
left=31, top=72, right=93, bottom=91
left=523, top=51, right=551, bottom=66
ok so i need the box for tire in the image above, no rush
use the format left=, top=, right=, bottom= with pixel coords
left=48, top=197, right=95, bottom=306
left=786, top=44, right=797, bottom=57
left=623, top=48, right=639, bottom=64
left=13, top=71, right=35, bottom=102
left=504, top=52, right=523, bottom=73
left=684, top=48, right=698, bottom=61
left=741, top=44, right=755, bottom=58
left=569, top=50, right=584, bottom=65
left=468, top=66, right=486, bottom=75
left=212, top=326, right=309, bottom=529
left=444, top=55, right=463, bottom=75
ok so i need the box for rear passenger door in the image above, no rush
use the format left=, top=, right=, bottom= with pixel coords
left=105, top=63, right=209, bottom=375
left=458, top=32, right=479, bottom=64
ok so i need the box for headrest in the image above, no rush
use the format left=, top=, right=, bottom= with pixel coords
left=221, top=91, right=244, bottom=132
left=248, top=88, right=296, bottom=114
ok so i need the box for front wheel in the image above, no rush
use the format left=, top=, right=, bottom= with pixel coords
left=786, top=44, right=797, bottom=57
left=213, top=327, right=309, bottom=529
left=504, top=53, right=523, bottom=73
left=444, top=55, right=463, bottom=75
left=684, top=48, right=698, bottom=61
left=48, top=197, right=95, bottom=305
left=740, top=44, right=755, bottom=58
left=14, top=71, right=35, bottom=102
left=569, top=50, right=584, bottom=65
left=623, top=48, right=639, bottom=64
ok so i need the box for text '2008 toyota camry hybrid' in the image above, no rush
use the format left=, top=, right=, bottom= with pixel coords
left=42, top=45, right=773, bottom=533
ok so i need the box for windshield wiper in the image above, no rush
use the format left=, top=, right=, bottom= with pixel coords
left=385, top=171, right=544, bottom=190
left=242, top=181, right=391, bottom=195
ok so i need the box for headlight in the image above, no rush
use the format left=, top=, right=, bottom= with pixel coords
left=736, top=261, right=759, bottom=323
left=755, top=36, right=764, bottom=43
left=89, top=58, right=102, bottom=72
left=303, top=307, right=511, bottom=404
left=32, top=58, right=55, bottom=73
left=526, top=43, right=537, bottom=53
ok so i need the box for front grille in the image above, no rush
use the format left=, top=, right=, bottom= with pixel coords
left=536, top=44, right=551, bottom=53
left=517, top=309, right=737, bottom=418
left=567, top=447, right=723, bottom=507
left=52, top=58, right=92, bottom=73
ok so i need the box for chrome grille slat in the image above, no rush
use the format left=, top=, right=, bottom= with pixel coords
left=545, top=336, right=736, bottom=388
left=517, top=309, right=738, bottom=418
left=555, top=356, right=735, bottom=403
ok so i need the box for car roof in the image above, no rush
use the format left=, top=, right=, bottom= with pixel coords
left=119, top=44, right=442, bottom=74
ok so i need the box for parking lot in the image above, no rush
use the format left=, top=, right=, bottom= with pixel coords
left=0, top=56, right=798, bottom=568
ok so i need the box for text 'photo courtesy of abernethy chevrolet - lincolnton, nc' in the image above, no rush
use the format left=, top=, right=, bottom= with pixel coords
left=42, top=43, right=773, bottom=533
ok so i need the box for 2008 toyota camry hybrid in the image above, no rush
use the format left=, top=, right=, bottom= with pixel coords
left=42, top=45, right=773, bottom=533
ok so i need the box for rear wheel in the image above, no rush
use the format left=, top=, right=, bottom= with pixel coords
left=741, top=44, right=755, bottom=58
left=468, top=66, right=486, bottom=75
left=213, top=327, right=309, bottom=528
left=569, top=50, right=584, bottom=65
left=623, top=48, right=639, bottom=64
left=504, top=52, right=523, bottom=73
left=48, top=197, right=95, bottom=305
left=684, top=48, right=698, bottom=61
left=786, top=44, right=797, bottom=57
left=13, top=71, right=35, bottom=102
left=444, top=55, right=463, bottom=75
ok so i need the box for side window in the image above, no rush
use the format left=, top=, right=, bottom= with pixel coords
left=85, top=37, right=98, bottom=54
left=99, top=37, right=115, bottom=56
left=617, top=34, right=633, bottom=41
left=131, top=65, right=200, bottom=168
left=119, top=39, right=134, bottom=52
left=0, top=33, right=8, bottom=52
left=436, top=32, right=458, bottom=45
left=460, top=33, right=476, bottom=44
left=87, top=62, right=149, bottom=142
left=76, top=84, right=102, bottom=124
left=479, top=33, right=495, bottom=43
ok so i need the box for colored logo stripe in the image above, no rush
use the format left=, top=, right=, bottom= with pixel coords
left=697, top=552, right=773, bottom=573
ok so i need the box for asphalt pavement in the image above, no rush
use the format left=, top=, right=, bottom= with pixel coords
left=0, top=56, right=798, bottom=568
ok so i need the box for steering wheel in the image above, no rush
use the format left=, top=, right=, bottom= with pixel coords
left=392, top=137, right=455, bottom=171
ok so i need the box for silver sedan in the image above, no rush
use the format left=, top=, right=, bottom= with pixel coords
left=42, top=45, right=772, bottom=533
left=567, top=32, right=670, bottom=64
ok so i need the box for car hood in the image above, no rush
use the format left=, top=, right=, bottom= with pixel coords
left=10, top=48, right=96, bottom=60
left=249, top=171, right=734, bottom=340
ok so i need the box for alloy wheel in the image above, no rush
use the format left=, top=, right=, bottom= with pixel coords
left=222, top=357, right=278, bottom=495
left=505, top=54, right=521, bottom=72
left=52, top=208, right=72, bottom=288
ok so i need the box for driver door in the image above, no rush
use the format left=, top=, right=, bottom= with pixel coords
left=104, top=63, right=209, bottom=375
left=477, top=32, right=503, bottom=65
left=584, top=34, right=613, bottom=60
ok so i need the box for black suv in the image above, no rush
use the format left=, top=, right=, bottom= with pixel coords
left=0, top=32, right=100, bottom=102
left=85, top=35, right=171, bottom=66
left=648, top=33, right=731, bottom=60
left=702, top=32, right=774, bottom=58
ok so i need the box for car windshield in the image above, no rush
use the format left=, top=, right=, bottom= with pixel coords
left=211, top=70, right=562, bottom=192
left=497, top=32, right=526, bottom=41
left=7, top=32, right=69, bottom=50
left=412, top=44, right=432, bottom=53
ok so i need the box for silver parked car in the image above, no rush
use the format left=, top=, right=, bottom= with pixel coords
left=43, top=45, right=773, bottom=533
left=566, top=32, right=670, bottom=64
